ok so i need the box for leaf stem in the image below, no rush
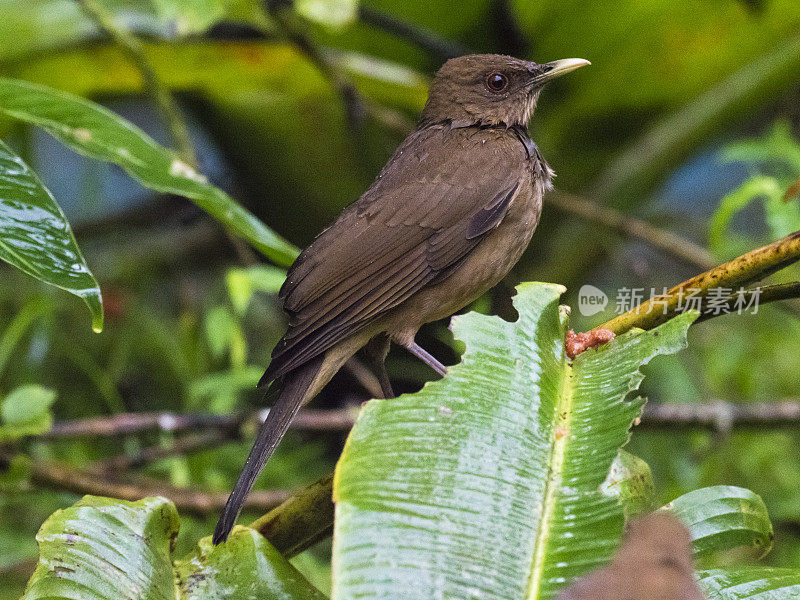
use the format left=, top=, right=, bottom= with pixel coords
left=74, top=0, right=197, bottom=166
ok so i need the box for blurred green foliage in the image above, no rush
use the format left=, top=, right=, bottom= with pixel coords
left=1, top=0, right=800, bottom=597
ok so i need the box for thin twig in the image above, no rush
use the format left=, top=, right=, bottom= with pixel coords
left=27, top=459, right=291, bottom=515
left=74, top=0, right=196, bottom=165
left=266, top=2, right=414, bottom=135
left=42, top=407, right=360, bottom=438
left=548, top=191, right=715, bottom=270
left=41, top=393, right=800, bottom=444
left=640, top=400, right=800, bottom=433
left=598, top=230, right=800, bottom=335
left=92, top=430, right=235, bottom=472
left=357, top=6, right=466, bottom=60
left=693, top=282, right=800, bottom=322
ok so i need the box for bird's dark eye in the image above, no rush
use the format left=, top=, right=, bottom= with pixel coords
left=485, top=72, right=508, bottom=93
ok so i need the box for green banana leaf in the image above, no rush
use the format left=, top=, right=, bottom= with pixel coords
left=0, top=139, right=102, bottom=330
left=20, top=495, right=328, bottom=600
left=332, top=282, right=697, bottom=600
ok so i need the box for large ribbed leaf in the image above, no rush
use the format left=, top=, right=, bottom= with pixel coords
left=699, top=568, right=800, bottom=599
left=21, top=495, right=327, bottom=600
left=332, top=282, right=696, bottom=600
left=0, top=77, right=299, bottom=266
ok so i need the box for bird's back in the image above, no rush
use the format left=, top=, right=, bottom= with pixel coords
left=262, top=123, right=541, bottom=384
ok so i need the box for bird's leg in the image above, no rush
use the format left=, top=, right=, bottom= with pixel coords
left=403, top=341, right=447, bottom=377
left=364, top=333, right=394, bottom=399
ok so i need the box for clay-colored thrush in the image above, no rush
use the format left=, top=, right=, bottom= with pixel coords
left=213, top=53, right=590, bottom=543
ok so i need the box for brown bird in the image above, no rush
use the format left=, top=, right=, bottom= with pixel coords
left=213, top=53, right=590, bottom=544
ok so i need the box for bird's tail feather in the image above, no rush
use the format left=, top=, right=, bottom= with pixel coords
left=212, top=355, right=324, bottom=544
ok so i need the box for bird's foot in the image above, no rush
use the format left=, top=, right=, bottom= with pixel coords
left=405, top=342, right=447, bottom=377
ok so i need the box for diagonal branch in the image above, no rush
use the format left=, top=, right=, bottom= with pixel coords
left=598, top=230, right=800, bottom=335
left=547, top=191, right=715, bottom=270
left=25, top=458, right=291, bottom=515
left=249, top=473, right=335, bottom=557
left=357, top=6, right=466, bottom=60
left=265, top=2, right=414, bottom=135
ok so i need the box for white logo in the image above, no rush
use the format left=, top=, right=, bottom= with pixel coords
left=578, top=285, right=608, bottom=316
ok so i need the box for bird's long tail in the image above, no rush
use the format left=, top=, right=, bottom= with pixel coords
left=212, top=355, right=324, bottom=544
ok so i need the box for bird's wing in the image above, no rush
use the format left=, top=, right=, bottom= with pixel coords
left=262, top=126, right=528, bottom=384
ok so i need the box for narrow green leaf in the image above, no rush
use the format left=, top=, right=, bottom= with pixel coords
left=226, top=264, right=286, bottom=315
left=22, top=495, right=329, bottom=600
left=332, top=282, right=696, bottom=600
left=661, top=485, right=774, bottom=559
left=0, top=384, right=57, bottom=440
left=204, top=305, right=239, bottom=358
left=0, top=139, right=102, bottom=331
left=0, top=297, right=51, bottom=378
left=0, top=77, right=299, bottom=265
left=699, top=567, right=800, bottom=599
left=708, top=175, right=783, bottom=258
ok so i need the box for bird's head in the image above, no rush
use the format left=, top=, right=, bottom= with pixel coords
left=420, top=54, right=589, bottom=128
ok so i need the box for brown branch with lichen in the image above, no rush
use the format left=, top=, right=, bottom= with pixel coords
left=249, top=473, right=335, bottom=557
left=597, top=229, right=800, bottom=335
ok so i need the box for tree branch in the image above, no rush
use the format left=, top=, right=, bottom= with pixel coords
left=357, top=6, right=466, bottom=60
left=249, top=473, right=335, bottom=557
left=639, top=400, right=800, bottom=433
left=42, top=394, right=800, bottom=445
left=26, top=459, right=291, bottom=515
left=265, top=2, right=414, bottom=135
left=598, top=229, right=800, bottom=335
left=693, top=282, right=800, bottom=323
left=43, top=407, right=359, bottom=439
left=547, top=191, right=715, bottom=270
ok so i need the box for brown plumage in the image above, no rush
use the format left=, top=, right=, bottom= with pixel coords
left=213, top=53, right=590, bottom=544
left=557, top=513, right=705, bottom=600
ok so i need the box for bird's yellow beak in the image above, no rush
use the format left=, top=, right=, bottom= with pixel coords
left=531, top=58, right=591, bottom=85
